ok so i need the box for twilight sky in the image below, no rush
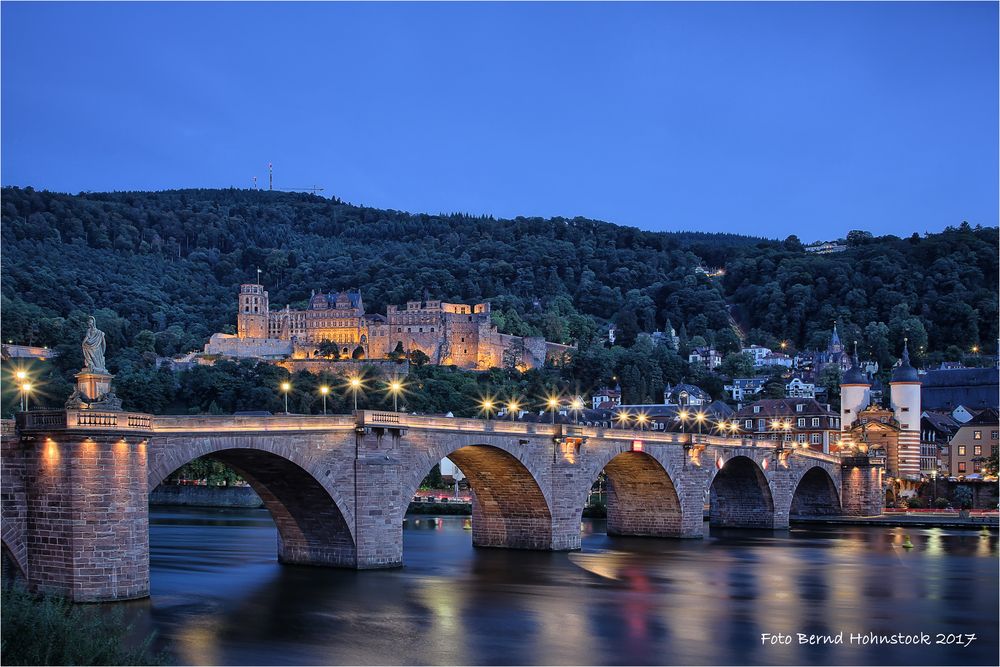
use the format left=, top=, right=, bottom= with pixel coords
left=2, top=1, right=996, bottom=240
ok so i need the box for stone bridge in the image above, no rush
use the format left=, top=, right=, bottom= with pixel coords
left=2, top=409, right=883, bottom=601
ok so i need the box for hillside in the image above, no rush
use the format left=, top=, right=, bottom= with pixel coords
left=1, top=186, right=997, bottom=414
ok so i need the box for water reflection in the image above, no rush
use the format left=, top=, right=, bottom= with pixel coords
left=141, top=507, right=999, bottom=666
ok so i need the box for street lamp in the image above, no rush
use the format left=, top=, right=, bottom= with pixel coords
left=677, top=409, right=689, bottom=434
left=21, top=383, right=32, bottom=412
left=387, top=379, right=403, bottom=412
left=319, top=385, right=329, bottom=415
left=636, top=412, right=648, bottom=432
left=730, top=420, right=741, bottom=438
left=546, top=396, right=560, bottom=425
left=571, top=397, right=584, bottom=424
left=349, top=376, right=362, bottom=412
left=694, top=411, right=706, bottom=435
left=480, top=398, right=495, bottom=420
left=507, top=399, right=521, bottom=421
left=616, top=410, right=630, bottom=430
left=280, top=381, right=291, bottom=414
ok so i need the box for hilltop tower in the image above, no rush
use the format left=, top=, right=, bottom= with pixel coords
left=889, top=340, right=921, bottom=479
left=237, top=283, right=269, bottom=339
left=839, top=343, right=871, bottom=451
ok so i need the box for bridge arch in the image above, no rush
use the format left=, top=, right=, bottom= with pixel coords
left=400, top=438, right=554, bottom=550
left=708, top=455, right=775, bottom=528
left=789, top=466, right=842, bottom=516
left=573, top=447, right=687, bottom=538
left=148, top=437, right=357, bottom=567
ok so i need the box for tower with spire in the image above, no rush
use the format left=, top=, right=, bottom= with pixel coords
left=839, top=341, right=871, bottom=451
left=889, top=339, right=921, bottom=479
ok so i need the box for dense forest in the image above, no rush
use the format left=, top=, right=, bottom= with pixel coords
left=1, top=186, right=996, bottom=416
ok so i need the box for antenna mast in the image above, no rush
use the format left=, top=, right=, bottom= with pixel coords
left=268, top=162, right=273, bottom=191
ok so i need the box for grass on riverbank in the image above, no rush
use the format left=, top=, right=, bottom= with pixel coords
left=0, top=584, right=168, bottom=666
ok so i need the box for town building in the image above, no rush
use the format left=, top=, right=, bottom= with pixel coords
left=920, top=411, right=960, bottom=477
left=948, top=408, right=999, bottom=479
left=785, top=377, right=816, bottom=398
left=759, top=351, right=794, bottom=368
left=921, top=367, right=999, bottom=413
left=688, top=347, right=722, bottom=370
left=803, top=240, right=848, bottom=254
left=742, top=344, right=772, bottom=365
left=591, top=385, right=622, bottom=410
left=733, top=398, right=841, bottom=453
left=663, top=382, right=711, bottom=407
left=205, top=283, right=573, bottom=370
left=725, top=377, right=767, bottom=403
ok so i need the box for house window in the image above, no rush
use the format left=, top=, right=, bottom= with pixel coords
left=811, top=433, right=821, bottom=444
left=958, top=462, right=967, bottom=473
left=745, top=420, right=752, bottom=429
left=974, top=431, right=982, bottom=440
left=784, top=434, right=792, bottom=442
left=958, top=446, right=966, bottom=456
left=753, top=406, right=761, bottom=413
left=901, top=407, right=909, bottom=412
left=974, top=445, right=982, bottom=456
left=797, top=434, right=807, bottom=443
left=812, top=417, right=820, bottom=427
left=757, top=419, right=765, bottom=430
left=992, top=431, right=999, bottom=439
left=797, top=418, right=806, bottom=427
left=974, top=461, right=982, bottom=473
left=796, top=404, right=804, bottom=412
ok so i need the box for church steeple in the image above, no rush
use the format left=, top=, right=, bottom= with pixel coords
left=829, top=320, right=843, bottom=354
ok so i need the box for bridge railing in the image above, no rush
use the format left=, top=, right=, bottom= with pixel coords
left=150, top=413, right=356, bottom=433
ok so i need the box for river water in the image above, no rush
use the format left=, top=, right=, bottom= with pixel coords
left=133, top=506, right=998, bottom=665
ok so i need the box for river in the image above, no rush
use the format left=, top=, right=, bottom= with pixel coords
left=131, top=506, right=998, bottom=665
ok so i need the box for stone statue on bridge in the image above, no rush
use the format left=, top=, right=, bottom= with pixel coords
left=81, top=316, right=107, bottom=373
left=66, top=315, right=121, bottom=411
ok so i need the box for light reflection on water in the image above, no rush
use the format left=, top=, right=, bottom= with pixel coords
left=129, top=507, right=999, bottom=666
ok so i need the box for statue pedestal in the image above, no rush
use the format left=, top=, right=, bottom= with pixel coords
left=66, top=370, right=122, bottom=411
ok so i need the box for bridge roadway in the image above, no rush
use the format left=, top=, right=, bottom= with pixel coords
left=3, top=409, right=883, bottom=601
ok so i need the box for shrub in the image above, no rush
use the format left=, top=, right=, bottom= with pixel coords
left=0, top=585, right=168, bottom=666
left=933, top=497, right=951, bottom=509
left=905, top=497, right=925, bottom=509
left=953, top=486, right=974, bottom=510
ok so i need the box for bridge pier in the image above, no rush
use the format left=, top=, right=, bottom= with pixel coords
left=20, top=418, right=150, bottom=602
left=840, top=456, right=884, bottom=516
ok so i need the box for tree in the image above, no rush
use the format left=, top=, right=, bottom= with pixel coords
left=316, top=341, right=341, bottom=359
left=351, top=345, right=366, bottom=359
left=409, top=349, right=430, bottom=367
left=719, top=352, right=755, bottom=379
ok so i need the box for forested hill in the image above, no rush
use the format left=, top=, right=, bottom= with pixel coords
left=1, top=186, right=997, bottom=367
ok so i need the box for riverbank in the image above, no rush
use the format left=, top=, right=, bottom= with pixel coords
left=791, top=514, right=998, bottom=529
left=149, top=484, right=263, bottom=508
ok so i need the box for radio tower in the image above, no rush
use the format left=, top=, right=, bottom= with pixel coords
left=269, top=162, right=273, bottom=191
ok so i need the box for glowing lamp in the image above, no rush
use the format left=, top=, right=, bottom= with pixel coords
left=631, top=440, right=644, bottom=452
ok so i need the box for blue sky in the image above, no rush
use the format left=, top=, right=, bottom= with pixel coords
left=2, top=1, right=996, bottom=240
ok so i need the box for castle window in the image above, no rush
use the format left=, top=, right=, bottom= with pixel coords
left=974, top=430, right=982, bottom=440
left=974, top=445, right=982, bottom=456
left=397, top=328, right=402, bottom=332
left=468, top=316, right=472, bottom=322
left=419, top=328, right=423, bottom=332
left=461, top=337, right=465, bottom=342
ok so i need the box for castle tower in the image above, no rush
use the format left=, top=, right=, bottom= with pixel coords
left=839, top=343, right=871, bottom=451
left=829, top=321, right=843, bottom=354
left=237, top=283, right=269, bottom=339
left=889, top=340, right=921, bottom=479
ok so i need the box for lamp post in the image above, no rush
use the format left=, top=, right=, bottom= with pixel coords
left=547, top=397, right=559, bottom=425
left=636, top=413, right=648, bottom=432
left=280, top=381, right=291, bottom=414
left=616, top=410, right=630, bottom=430
left=15, top=371, right=26, bottom=411
left=388, top=379, right=403, bottom=412
left=677, top=409, right=689, bottom=434
left=931, top=470, right=938, bottom=502
left=480, top=399, right=495, bottom=421
left=571, top=397, right=584, bottom=425
left=349, top=376, right=361, bottom=412
left=694, top=411, right=706, bottom=436
left=507, top=400, right=520, bottom=422
left=320, top=385, right=329, bottom=415
left=21, top=383, right=32, bottom=412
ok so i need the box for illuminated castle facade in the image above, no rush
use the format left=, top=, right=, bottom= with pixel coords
left=204, top=283, right=573, bottom=370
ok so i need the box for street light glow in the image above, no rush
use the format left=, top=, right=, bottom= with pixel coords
left=281, top=382, right=291, bottom=392
left=15, top=371, right=26, bottom=381
left=320, top=386, right=329, bottom=395
left=547, top=397, right=559, bottom=409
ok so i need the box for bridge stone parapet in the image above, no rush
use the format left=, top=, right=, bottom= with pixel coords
left=6, top=409, right=879, bottom=602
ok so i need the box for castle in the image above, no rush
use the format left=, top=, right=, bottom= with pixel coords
left=203, top=283, right=573, bottom=370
